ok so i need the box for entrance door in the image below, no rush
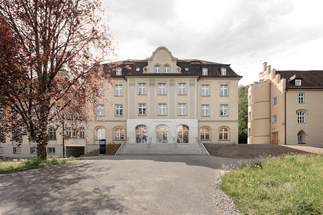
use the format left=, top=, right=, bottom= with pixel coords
left=273, top=132, right=278, bottom=145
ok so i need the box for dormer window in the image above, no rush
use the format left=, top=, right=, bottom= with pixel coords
left=202, top=68, right=208, bottom=76
left=116, top=68, right=122, bottom=76
left=164, top=65, right=170, bottom=73
left=221, top=68, right=227, bottom=76
left=136, top=67, right=140, bottom=72
left=185, top=67, right=189, bottom=71
left=155, top=65, right=161, bottom=73
left=295, top=80, right=301, bottom=86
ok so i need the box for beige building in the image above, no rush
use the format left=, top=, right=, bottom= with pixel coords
left=248, top=62, right=323, bottom=145
left=0, top=46, right=241, bottom=157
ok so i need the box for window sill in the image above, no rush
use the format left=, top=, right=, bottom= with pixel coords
left=178, top=94, right=187, bottom=96
left=298, top=142, right=306, bottom=144
left=200, top=139, right=211, bottom=141
left=114, top=115, right=123, bottom=117
left=157, top=94, right=167, bottom=96
left=96, top=115, right=105, bottom=117
left=220, top=115, right=229, bottom=117
left=201, top=95, right=210, bottom=97
left=114, top=139, right=125, bottom=141
left=158, top=114, right=167, bottom=116
left=178, top=114, right=187, bottom=116
left=137, top=94, right=147, bottom=96
left=218, top=139, right=229, bottom=141
left=138, top=114, right=147, bottom=116
left=201, top=115, right=210, bottom=117
left=220, top=95, right=229, bottom=97
left=114, top=95, right=123, bottom=97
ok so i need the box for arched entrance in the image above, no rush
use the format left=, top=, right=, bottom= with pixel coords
left=156, top=125, right=169, bottom=143
left=176, top=125, right=189, bottom=143
left=136, top=125, right=148, bottom=143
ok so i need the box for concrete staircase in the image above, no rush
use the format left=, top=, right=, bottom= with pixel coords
left=116, top=143, right=209, bottom=155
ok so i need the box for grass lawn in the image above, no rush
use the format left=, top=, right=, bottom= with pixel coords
left=0, top=156, right=82, bottom=174
left=220, top=154, right=323, bottom=214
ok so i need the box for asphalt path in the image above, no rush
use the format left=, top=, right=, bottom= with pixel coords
left=0, top=155, right=254, bottom=215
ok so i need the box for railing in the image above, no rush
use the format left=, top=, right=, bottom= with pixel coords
left=195, top=137, right=210, bottom=155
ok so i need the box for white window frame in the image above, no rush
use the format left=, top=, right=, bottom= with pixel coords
left=158, top=83, right=167, bottom=95
left=178, top=103, right=187, bottom=115
left=0, top=147, right=4, bottom=154
left=248, top=112, right=251, bottom=121
left=201, top=104, right=210, bottom=117
left=114, top=84, right=123, bottom=96
left=13, top=147, right=21, bottom=154
left=219, top=128, right=229, bottom=140
left=95, top=128, right=105, bottom=140
left=96, top=104, right=105, bottom=116
left=115, top=128, right=125, bottom=140
left=297, top=110, right=306, bottom=124
left=200, top=127, right=210, bottom=140
left=115, top=104, right=123, bottom=116
left=295, top=80, right=301, bottom=86
left=66, top=127, right=72, bottom=138
left=47, top=147, right=55, bottom=154
left=220, top=104, right=228, bottom=116
left=202, top=68, right=208, bottom=76
left=178, top=83, right=187, bottom=95
left=221, top=68, right=227, bottom=76
left=116, top=68, right=122, bottom=76
left=273, top=96, right=277, bottom=106
left=79, top=127, right=85, bottom=138
left=138, top=83, right=147, bottom=95
left=155, top=65, right=161, bottom=73
left=158, top=103, right=167, bottom=115
left=273, top=115, right=277, bottom=123
left=220, top=84, right=229, bottom=96
left=138, top=103, right=147, bottom=115
left=48, top=127, right=56, bottom=140
left=299, top=93, right=305, bottom=104
left=185, top=67, right=189, bottom=71
left=164, top=65, right=170, bottom=73
left=201, top=84, right=210, bottom=96
left=136, top=67, right=140, bottom=72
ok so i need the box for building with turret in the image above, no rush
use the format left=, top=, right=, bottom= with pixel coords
left=248, top=62, right=323, bottom=145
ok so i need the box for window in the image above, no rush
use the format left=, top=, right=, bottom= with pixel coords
left=12, top=128, right=22, bottom=141
left=66, top=127, right=72, bottom=138
left=13, top=147, right=21, bottom=154
left=72, top=128, right=77, bottom=138
left=201, top=104, right=210, bottom=116
left=136, top=67, right=140, bottom=72
left=0, top=147, right=4, bottom=154
left=297, top=130, right=305, bottom=144
left=273, top=115, right=277, bottom=123
left=248, top=128, right=251, bottom=137
left=219, top=128, right=228, bottom=140
left=248, top=112, right=251, bottom=121
left=220, top=84, right=228, bottom=96
left=297, top=110, right=306, bottom=124
left=158, top=103, right=167, bottom=115
left=96, top=128, right=105, bottom=140
left=201, top=84, right=210, bottom=96
left=178, top=103, right=187, bottom=115
left=115, top=128, right=125, bottom=140
left=95, top=104, right=105, bottom=116
left=138, top=83, right=147, bottom=95
left=115, top=104, right=123, bottom=116
left=185, top=67, right=189, bottom=71
left=221, top=68, right=227, bottom=76
left=138, top=103, right=147, bottom=115
left=178, top=83, right=187, bottom=95
left=116, top=68, right=122, bottom=76
left=30, top=147, right=36, bottom=154
left=47, top=147, right=55, bottom=154
left=136, top=125, right=148, bottom=143
left=220, top=104, right=228, bottom=116
left=295, top=80, right=301, bottom=86
left=115, top=84, right=123, bottom=96
left=0, top=130, right=5, bottom=143
left=176, top=125, right=189, bottom=143
left=99, top=85, right=105, bottom=96
left=164, top=65, right=170, bottom=73
left=299, top=93, right=305, bottom=104
left=156, top=125, right=169, bottom=143
left=202, top=68, right=208, bottom=75
left=48, top=127, right=56, bottom=140
left=158, top=83, right=167, bottom=95
left=200, top=127, right=210, bottom=140
left=155, top=65, right=161, bottom=73
left=273, top=96, right=277, bottom=106
left=79, top=127, right=85, bottom=138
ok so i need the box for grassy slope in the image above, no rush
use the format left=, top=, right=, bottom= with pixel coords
left=221, top=154, right=323, bottom=214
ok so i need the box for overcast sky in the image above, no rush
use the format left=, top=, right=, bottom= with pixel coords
left=102, top=0, right=323, bottom=85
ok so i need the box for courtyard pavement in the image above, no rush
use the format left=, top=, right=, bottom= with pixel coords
left=0, top=155, right=254, bottom=215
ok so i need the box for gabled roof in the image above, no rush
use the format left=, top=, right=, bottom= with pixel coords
left=276, top=70, right=323, bottom=89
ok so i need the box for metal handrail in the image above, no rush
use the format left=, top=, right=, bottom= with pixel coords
left=195, top=137, right=210, bottom=155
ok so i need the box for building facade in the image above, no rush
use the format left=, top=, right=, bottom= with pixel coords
left=248, top=62, right=323, bottom=145
left=0, top=46, right=241, bottom=158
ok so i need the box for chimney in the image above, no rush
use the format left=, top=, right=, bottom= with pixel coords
left=263, top=62, right=267, bottom=72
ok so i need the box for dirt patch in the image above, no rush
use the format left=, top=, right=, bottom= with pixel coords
left=83, top=144, right=121, bottom=156
left=203, top=143, right=323, bottom=159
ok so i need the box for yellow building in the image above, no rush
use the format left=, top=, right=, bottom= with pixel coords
left=248, top=62, right=323, bottom=145
left=0, top=46, right=242, bottom=157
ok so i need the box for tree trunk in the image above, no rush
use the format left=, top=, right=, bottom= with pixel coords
left=37, top=144, right=47, bottom=160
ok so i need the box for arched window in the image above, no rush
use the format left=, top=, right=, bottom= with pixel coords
left=156, top=125, right=169, bottom=143
left=297, top=130, right=306, bottom=144
left=219, top=127, right=229, bottom=140
left=176, top=125, right=189, bottom=143
left=164, top=64, right=170, bottom=73
left=136, top=125, right=148, bottom=143
left=96, top=128, right=105, bottom=140
left=200, top=127, right=210, bottom=140
left=114, top=128, right=125, bottom=140
left=154, top=65, right=161, bottom=73
left=48, top=127, right=56, bottom=140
